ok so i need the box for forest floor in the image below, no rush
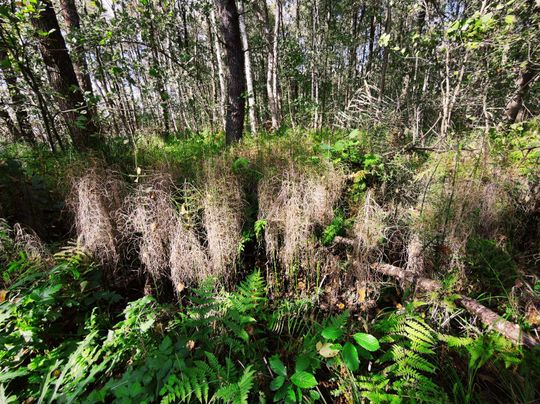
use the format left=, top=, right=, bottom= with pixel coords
left=0, top=125, right=539, bottom=403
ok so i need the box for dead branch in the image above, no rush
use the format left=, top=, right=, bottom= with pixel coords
left=333, top=236, right=539, bottom=348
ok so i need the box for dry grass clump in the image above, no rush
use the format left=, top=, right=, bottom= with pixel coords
left=259, top=162, right=345, bottom=271
left=70, top=168, right=124, bottom=270
left=169, top=216, right=209, bottom=288
left=13, top=223, right=50, bottom=261
left=120, top=174, right=176, bottom=280
left=353, top=191, right=386, bottom=253
left=202, top=162, right=244, bottom=280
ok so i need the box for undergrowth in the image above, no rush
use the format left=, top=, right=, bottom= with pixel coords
left=1, top=124, right=539, bottom=402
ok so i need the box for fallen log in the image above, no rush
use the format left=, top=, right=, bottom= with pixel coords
left=370, top=263, right=539, bottom=348
left=331, top=236, right=539, bottom=348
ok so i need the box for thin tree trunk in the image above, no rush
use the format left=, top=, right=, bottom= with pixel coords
left=0, top=47, right=34, bottom=143
left=210, top=9, right=227, bottom=131
left=505, top=63, right=538, bottom=123
left=255, top=0, right=281, bottom=130
left=379, top=3, right=391, bottom=101
left=215, top=0, right=246, bottom=143
left=366, top=14, right=376, bottom=73
left=238, top=1, right=257, bottom=134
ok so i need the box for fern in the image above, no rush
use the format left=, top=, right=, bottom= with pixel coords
left=214, top=366, right=255, bottom=404
left=359, top=312, right=449, bottom=403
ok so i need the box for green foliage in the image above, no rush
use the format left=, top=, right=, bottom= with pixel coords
left=321, top=212, right=352, bottom=246
left=360, top=312, right=448, bottom=403
left=466, top=237, right=517, bottom=300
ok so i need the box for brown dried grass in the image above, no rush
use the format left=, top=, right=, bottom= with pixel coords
left=202, top=162, right=244, bottom=281
left=70, top=168, right=124, bottom=270
left=120, top=174, right=176, bottom=280
left=169, top=216, right=209, bottom=288
left=13, top=223, right=50, bottom=261
left=258, top=162, right=345, bottom=270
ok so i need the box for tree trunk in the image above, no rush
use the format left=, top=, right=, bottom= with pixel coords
left=366, top=14, right=376, bottom=73
left=505, top=63, right=537, bottom=123
left=378, top=3, right=391, bottom=101
left=238, top=0, right=257, bottom=134
left=58, top=0, right=93, bottom=96
left=32, top=0, right=97, bottom=150
left=210, top=9, right=227, bottom=131
left=215, top=0, right=246, bottom=144
left=0, top=48, right=34, bottom=143
left=255, top=0, right=281, bottom=130
left=0, top=105, right=21, bottom=140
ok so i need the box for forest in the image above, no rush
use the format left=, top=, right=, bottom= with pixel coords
left=0, top=0, right=539, bottom=402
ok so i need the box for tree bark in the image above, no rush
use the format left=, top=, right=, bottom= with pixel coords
left=0, top=47, right=34, bottom=143
left=32, top=0, right=97, bottom=150
left=505, top=63, right=538, bottom=123
left=58, top=0, right=93, bottom=96
left=238, top=0, right=257, bottom=134
left=210, top=9, right=227, bottom=131
left=215, top=0, right=246, bottom=144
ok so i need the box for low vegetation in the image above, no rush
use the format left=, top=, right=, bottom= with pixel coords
left=1, top=124, right=539, bottom=403
left=1, top=0, right=539, bottom=402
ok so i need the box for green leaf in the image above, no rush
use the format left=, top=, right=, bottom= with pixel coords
left=295, top=355, right=310, bottom=372
left=321, top=326, right=343, bottom=341
left=379, top=33, right=391, bottom=47
left=270, top=376, right=285, bottom=391
left=269, top=355, right=287, bottom=377
left=290, top=371, right=317, bottom=389
left=504, top=14, right=516, bottom=25
left=353, top=333, right=380, bottom=352
left=342, top=342, right=359, bottom=372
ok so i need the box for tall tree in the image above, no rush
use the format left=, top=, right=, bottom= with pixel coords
left=58, top=0, right=93, bottom=96
left=238, top=0, right=257, bottom=134
left=32, top=0, right=97, bottom=149
left=0, top=47, right=34, bottom=143
left=215, top=0, right=246, bottom=143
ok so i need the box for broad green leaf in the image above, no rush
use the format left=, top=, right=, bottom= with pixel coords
left=269, top=355, right=287, bottom=377
left=342, top=342, right=359, bottom=372
left=353, top=333, right=380, bottom=352
left=321, top=326, right=343, bottom=341
left=270, top=375, right=285, bottom=391
left=379, top=33, right=391, bottom=47
left=290, top=371, right=317, bottom=389
left=295, top=355, right=310, bottom=372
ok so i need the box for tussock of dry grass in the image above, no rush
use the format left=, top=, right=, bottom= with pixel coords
left=259, top=162, right=345, bottom=270
left=13, top=223, right=49, bottom=261
left=70, top=168, right=124, bottom=270
left=169, top=215, right=209, bottom=288
left=202, top=163, right=244, bottom=280
left=353, top=191, right=386, bottom=253
left=120, top=174, right=176, bottom=279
